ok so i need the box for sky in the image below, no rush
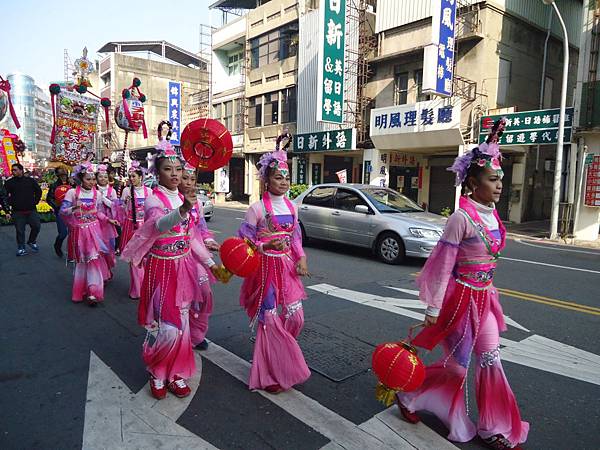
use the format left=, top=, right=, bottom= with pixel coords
left=2, top=0, right=221, bottom=88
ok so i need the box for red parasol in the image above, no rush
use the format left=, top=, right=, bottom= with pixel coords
left=180, top=118, right=233, bottom=172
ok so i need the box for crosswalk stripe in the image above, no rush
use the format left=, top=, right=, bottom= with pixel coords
left=201, top=341, right=455, bottom=449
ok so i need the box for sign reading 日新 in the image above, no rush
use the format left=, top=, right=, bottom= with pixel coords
left=317, top=0, right=346, bottom=124
left=422, top=0, right=456, bottom=97
left=478, top=107, right=574, bottom=146
left=294, top=128, right=355, bottom=153
left=168, top=81, right=181, bottom=145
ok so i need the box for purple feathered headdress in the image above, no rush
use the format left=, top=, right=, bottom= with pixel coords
left=448, top=117, right=506, bottom=187
left=73, top=161, right=95, bottom=176
left=257, top=131, right=292, bottom=181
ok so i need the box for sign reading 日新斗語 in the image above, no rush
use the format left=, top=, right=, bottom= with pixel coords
left=478, top=107, right=574, bottom=146
left=317, top=0, right=346, bottom=124
left=168, top=81, right=181, bottom=145
left=422, top=0, right=456, bottom=97
left=293, top=128, right=355, bottom=153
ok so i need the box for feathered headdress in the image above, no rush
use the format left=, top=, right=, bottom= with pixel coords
left=448, top=118, right=506, bottom=187
left=148, top=120, right=180, bottom=174
left=257, top=131, right=291, bottom=181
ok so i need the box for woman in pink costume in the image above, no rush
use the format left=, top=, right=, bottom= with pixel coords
left=122, top=143, right=219, bottom=400
left=238, top=134, right=311, bottom=393
left=119, top=161, right=150, bottom=299
left=95, top=164, right=119, bottom=280
left=397, top=119, right=528, bottom=450
left=180, top=162, right=220, bottom=351
left=60, top=162, right=119, bottom=306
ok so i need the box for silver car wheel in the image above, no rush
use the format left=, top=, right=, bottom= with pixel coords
left=381, top=237, right=399, bottom=261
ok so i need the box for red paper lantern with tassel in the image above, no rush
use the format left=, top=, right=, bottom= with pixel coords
left=54, top=184, right=71, bottom=206
left=219, top=237, right=261, bottom=278
left=371, top=340, right=425, bottom=406
left=180, top=118, right=233, bottom=172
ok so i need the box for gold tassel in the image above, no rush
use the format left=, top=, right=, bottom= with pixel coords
left=375, top=382, right=397, bottom=407
left=212, top=265, right=233, bottom=284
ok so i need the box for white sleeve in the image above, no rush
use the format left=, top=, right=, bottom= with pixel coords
left=156, top=208, right=187, bottom=232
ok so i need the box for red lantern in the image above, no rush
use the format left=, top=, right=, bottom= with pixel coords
left=54, top=184, right=71, bottom=206
left=372, top=341, right=425, bottom=406
left=219, top=237, right=261, bottom=277
left=181, top=118, right=233, bottom=172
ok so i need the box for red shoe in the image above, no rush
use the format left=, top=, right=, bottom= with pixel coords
left=483, top=434, right=521, bottom=450
left=168, top=376, right=191, bottom=398
left=396, top=397, right=420, bottom=424
left=264, top=384, right=284, bottom=394
left=150, top=377, right=167, bottom=400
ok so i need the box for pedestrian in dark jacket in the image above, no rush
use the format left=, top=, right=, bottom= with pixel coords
left=5, top=163, right=43, bottom=256
left=46, top=167, right=73, bottom=257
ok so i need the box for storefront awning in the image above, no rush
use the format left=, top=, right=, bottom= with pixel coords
left=370, top=99, right=464, bottom=153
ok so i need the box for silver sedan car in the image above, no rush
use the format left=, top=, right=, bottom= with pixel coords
left=294, top=184, right=446, bottom=264
left=197, top=188, right=214, bottom=221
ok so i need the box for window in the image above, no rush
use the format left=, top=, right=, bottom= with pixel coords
left=213, top=103, right=222, bottom=120
left=223, top=101, right=233, bottom=130
left=303, top=187, right=335, bottom=208
left=234, top=99, right=244, bottom=134
left=228, top=51, right=242, bottom=76
left=250, top=22, right=299, bottom=68
left=393, top=68, right=408, bottom=105
left=264, top=92, right=279, bottom=125
left=281, top=87, right=296, bottom=123
left=414, top=69, right=431, bottom=102
left=497, top=58, right=511, bottom=106
left=249, top=96, right=262, bottom=127
left=334, top=189, right=369, bottom=212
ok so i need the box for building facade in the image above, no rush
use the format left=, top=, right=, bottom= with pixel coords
left=95, top=41, right=208, bottom=163
left=365, top=0, right=582, bottom=223
left=33, top=86, right=53, bottom=162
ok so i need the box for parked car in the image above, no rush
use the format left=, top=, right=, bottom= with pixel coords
left=294, top=184, right=446, bottom=264
left=196, top=188, right=214, bottom=221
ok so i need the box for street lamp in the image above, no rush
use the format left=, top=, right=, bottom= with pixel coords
left=542, top=0, right=569, bottom=240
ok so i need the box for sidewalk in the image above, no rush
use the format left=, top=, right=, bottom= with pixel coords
left=505, top=220, right=600, bottom=249
left=213, top=201, right=249, bottom=210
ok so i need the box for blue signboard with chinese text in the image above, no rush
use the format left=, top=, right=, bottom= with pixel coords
left=168, top=81, right=181, bottom=145
left=423, top=0, right=456, bottom=97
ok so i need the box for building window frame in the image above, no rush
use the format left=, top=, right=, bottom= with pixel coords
left=413, top=69, right=431, bottom=102
left=263, top=91, right=279, bottom=125
left=281, top=86, right=297, bottom=123
left=228, top=51, right=243, bottom=76
left=497, top=57, right=512, bottom=107
left=248, top=96, right=262, bottom=127
left=393, top=68, right=409, bottom=105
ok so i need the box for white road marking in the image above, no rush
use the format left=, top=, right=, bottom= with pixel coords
left=500, top=257, right=600, bottom=274
left=202, top=341, right=455, bottom=449
left=308, top=284, right=600, bottom=386
left=515, top=238, right=600, bottom=256
left=83, top=351, right=217, bottom=449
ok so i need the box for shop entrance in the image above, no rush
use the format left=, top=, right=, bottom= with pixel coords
left=324, top=155, right=354, bottom=183
left=389, top=166, right=419, bottom=202
left=229, top=157, right=246, bottom=201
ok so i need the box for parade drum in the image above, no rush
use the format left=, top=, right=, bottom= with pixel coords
left=219, top=237, right=261, bottom=278
left=181, top=118, right=233, bottom=172
left=54, top=184, right=71, bottom=206
left=0, top=89, right=7, bottom=123
left=114, top=98, right=145, bottom=132
left=371, top=340, right=425, bottom=406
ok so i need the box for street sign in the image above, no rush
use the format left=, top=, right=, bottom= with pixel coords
left=294, top=128, right=355, bottom=153
left=479, top=107, right=574, bottom=146
left=584, top=155, right=600, bottom=207
left=423, top=0, right=457, bottom=97
left=585, top=154, right=595, bottom=165
left=316, top=0, right=346, bottom=124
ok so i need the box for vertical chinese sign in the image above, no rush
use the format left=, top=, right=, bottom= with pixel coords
left=584, top=155, right=600, bottom=207
left=317, top=0, right=346, bottom=124
left=423, top=0, right=456, bottom=97
left=168, top=81, right=181, bottom=145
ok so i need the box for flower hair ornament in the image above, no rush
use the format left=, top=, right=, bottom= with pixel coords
left=149, top=120, right=181, bottom=174
left=258, top=151, right=289, bottom=181
left=183, top=161, right=197, bottom=174
left=128, top=160, right=146, bottom=175
left=73, top=161, right=95, bottom=176
left=96, top=163, right=109, bottom=174
left=448, top=117, right=506, bottom=187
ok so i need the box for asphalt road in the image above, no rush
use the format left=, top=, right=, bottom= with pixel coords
left=0, top=206, right=598, bottom=450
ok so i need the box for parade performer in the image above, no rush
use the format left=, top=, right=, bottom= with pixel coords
left=96, top=164, right=119, bottom=279
left=238, top=137, right=310, bottom=393
left=396, top=119, right=528, bottom=450
left=60, top=162, right=118, bottom=305
left=121, top=143, right=219, bottom=400
left=46, top=167, right=72, bottom=258
left=119, top=161, right=150, bottom=299
left=180, top=162, right=220, bottom=350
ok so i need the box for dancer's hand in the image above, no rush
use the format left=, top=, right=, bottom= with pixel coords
left=205, top=240, right=220, bottom=251
left=296, top=257, right=310, bottom=277
left=108, top=219, right=119, bottom=226
left=265, top=238, right=286, bottom=251
left=5, top=213, right=11, bottom=222
left=180, top=189, right=197, bottom=214
left=424, top=314, right=438, bottom=326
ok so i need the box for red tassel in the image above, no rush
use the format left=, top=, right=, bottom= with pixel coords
left=0, top=79, right=21, bottom=129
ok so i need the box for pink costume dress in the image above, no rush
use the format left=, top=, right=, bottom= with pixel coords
left=119, top=185, right=150, bottom=299
left=399, top=196, right=529, bottom=447
left=60, top=186, right=111, bottom=302
left=189, top=199, right=218, bottom=346
left=238, top=192, right=311, bottom=391
left=121, top=186, right=215, bottom=384
left=97, top=184, right=119, bottom=278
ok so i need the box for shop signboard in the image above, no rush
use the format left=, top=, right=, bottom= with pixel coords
left=312, top=163, right=322, bottom=185
left=584, top=155, right=600, bottom=207
left=168, top=81, right=181, bottom=145
left=317, top=0, right=346, bottom=124
left=294, top=128, right=355, bottom=153
left=297, top=158, right=307, bottom=185
left=478, top=107, right=574, bottom=146
left=423, top=0, right=457, bottom=97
